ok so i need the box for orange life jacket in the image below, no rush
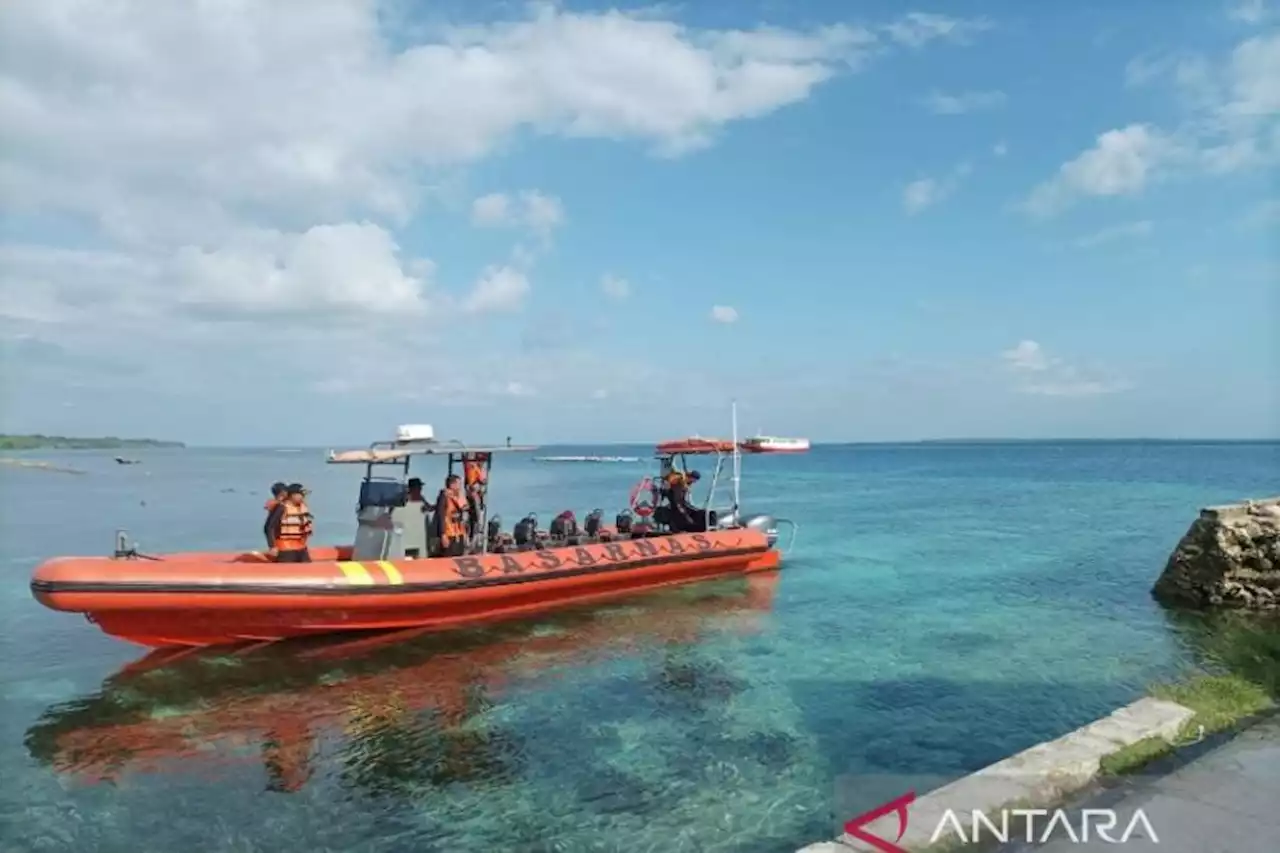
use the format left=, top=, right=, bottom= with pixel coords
left=264, top=498, right=279, bottom=512
left=441, top=491, right=468, bottom=539
left=464, top=459, right=487, bottom=488
left=275, top=503, right=314, bottom=551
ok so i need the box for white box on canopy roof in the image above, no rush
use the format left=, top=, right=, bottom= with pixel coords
left=395, top=424, right=435, bottom=443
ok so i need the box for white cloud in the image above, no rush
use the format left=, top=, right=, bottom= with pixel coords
left=922, top=90, right=1006, bottom=114
left=999, top=340, right=1130, bottom=397
left=502, top=381, right=536, bottom=398
left=882, top=13, right=993, bottom=48
left=462, top=265, right=530, bottom=314
left=1, top=223, right=433, bottom=322
left=1224, top=33, right=1280, bottom=116
left=1023, top=124, right=1176, bottom=216
left=1228, top=0, right=1270, bottom=25
left=1, top=1, right=938, bottom=332
left=471, top=191, right=565, bottom=237
left=1074, top=220, right=1155, bottom=248
left=471, top=193, right=512, bottom=227
left=0, top=2, right=882, bottom=229
left=902, top=178, right=944, bottom=213
left=1002, top=340, right=1051, bottom=373
left=710, top=305, right=740, bottom=324
left=600, top=274, right=630, bottom=300
left=173, top=223, right=431, bottom=317
left=993, top=141, right=1009, bottom=157
left=902, top=162, right=973, bottom=214
left=0, top=1, right=997, bottom=431
left=1240, top=198, right=1280, bottom=227
left=521, top=192, right=565, bottom=237
left=1030, top=33, right=1280, bottom=216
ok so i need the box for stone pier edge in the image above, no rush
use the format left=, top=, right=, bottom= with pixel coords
left=795, top=697, right=1196, bottom=853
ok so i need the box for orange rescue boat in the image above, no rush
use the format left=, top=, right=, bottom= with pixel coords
left=31, top=419, right=802, bottom=648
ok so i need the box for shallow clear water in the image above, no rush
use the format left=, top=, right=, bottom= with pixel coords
left=1, top=442, right=1277, bottom=852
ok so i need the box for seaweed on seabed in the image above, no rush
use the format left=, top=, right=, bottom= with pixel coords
left=336, top=713, right=527, bottom=798
left=1201, top=611, right=1280, bottom=697
left=1171, top=609, right=1280, bottom=698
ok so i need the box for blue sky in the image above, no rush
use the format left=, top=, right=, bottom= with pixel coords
left=0, top=0, right=1276, bottom=445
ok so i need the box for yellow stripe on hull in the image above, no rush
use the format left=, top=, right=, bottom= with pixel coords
left=377, top=561, right=404, bottom=585
left=338, top=561, right=375, bottom=585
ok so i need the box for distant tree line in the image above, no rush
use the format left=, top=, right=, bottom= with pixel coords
left=0, top=434, right=184, bottom=450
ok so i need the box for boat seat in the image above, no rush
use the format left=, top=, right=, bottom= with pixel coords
left=352, top=506, right=406, bottom=560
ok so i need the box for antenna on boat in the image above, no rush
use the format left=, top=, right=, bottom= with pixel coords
left=731, top=399, right=741, bottom=515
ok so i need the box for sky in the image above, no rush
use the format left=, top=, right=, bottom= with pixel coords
left=0, top=0, right=1276, bottom=446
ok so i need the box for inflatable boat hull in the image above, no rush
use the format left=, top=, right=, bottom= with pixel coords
left=31, top=530, right=780, bottom=647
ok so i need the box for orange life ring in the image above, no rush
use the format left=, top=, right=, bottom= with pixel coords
left=629, top=477, right=655, bottom=517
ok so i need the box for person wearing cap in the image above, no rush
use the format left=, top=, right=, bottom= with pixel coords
left=265, top=483, right=314, bottom=562
left=398, top=476, right=433, bottom=559
left=263, top=482, right=288, bottom=550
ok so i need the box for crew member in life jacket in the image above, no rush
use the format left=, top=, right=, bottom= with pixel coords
left=435, top=474, right=469, bottom=557
left=665, top=470, right=706, bottom=532
left=263, top=481, right=287, bottom=550
left=462, top=453, right=489, bottom=540
left=266, top=483, right=315, bottom=562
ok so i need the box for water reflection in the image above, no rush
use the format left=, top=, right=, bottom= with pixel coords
left=25, top=573, right=780, bottom=800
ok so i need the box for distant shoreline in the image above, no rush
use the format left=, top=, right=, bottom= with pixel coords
left=0, top=434, right=185, bottom=451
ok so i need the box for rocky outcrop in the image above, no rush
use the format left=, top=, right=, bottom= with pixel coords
left=1153, top=498, right=1280, bottom=610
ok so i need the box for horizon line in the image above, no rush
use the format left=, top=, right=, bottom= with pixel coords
left=175, top=436, right=1280, bottom=449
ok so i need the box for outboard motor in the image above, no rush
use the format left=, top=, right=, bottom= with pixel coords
left=514, top=513, right=538, bottom=549
left=583, top=508, right=603, bottom=538
left=549, top=510, right=578, bottom=540
left=486, top=515, right=505, bottom=550
left=615, top=509, right=633, bottom=537
left=740, top=513, right=779, bottom=548
left=716, top=509, right=740, bottom=529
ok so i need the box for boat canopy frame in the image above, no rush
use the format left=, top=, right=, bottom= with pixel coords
left=327, top=439, right=537, bottom=553
left=652, top=441, right=741, bottom=531
left=327, top=439, right=537, bottom=480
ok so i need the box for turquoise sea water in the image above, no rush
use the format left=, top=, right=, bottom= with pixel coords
left=1, top=441, right=1277, bottom=853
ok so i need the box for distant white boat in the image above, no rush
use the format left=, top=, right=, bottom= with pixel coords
left=534, top=455, right=641, bottom=463
left=741, top=434, right=810, bottom=454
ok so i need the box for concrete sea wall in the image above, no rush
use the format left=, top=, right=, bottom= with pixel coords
left=796, top=698, right=1194, bottom=853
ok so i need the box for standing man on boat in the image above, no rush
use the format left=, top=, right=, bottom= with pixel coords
left=263, top=482, right=287, bottom=550
left=266, top=483, right=314, bottom=562
left=463, top=453, right=489, bottom=542
left=435, top=474, right=469, bottom=557
left=265, top=481, right=286, bottom=513
left=399, top=477, right=433, bottom=559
